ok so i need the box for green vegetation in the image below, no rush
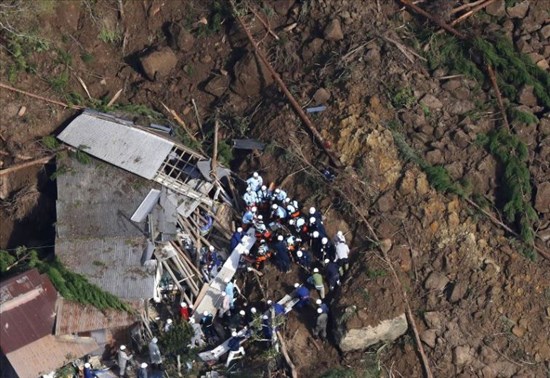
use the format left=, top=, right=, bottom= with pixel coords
left=98, top=25, right=121, bottom=44
left=48, top=71, right=70, bottom=93
left=477, top=130, right=537, bottom=255
left=41, top=135, right=60, bottom=150
left=367, top=269, right=387, bottom=279
left=80, top=51, right=94, bottom=64
left=425, top=33, right=550, bottom=108
left=389, top=126, right=466, bottom=196
left=509, top=108, right=538, bottom=124
left=217, top=140, right=234, bottom=166
left=195, top=0, right=229, bottom=37
left=0, top=247, right=131, bottom=311
left=391, top=87, right=416, bottom=109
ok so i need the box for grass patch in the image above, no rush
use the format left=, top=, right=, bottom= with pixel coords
left=425, top=33, right=550, bottom=108
left=391, top=87, right=416, bottom=109
left=41, top=135, right=60, bottom=150
left=509, top=108, right=538, bottom=124
left=367, top=269, right=387, bottom=279
left=98, top=24, right=121, bottom=44
left=477, top=130, right=537, bottom=255
left=48, top=71, right=70, bottom=93
left=80, top=51, right=94, bottom=64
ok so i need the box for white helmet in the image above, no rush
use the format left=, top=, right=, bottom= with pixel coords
left=284, top=197, right=291, bottom=203
left=203, top=311, right=209, bottom=316
left=337, top=230, right=343, bottom=237
left=263, top=314, right=269, bottom=320
left=324, top=259, right=330, bottom=264
left=257, top=215, right=263, bottom=220
left=180, top=302, right=187, bottom=307
left=167, top=318, right=173, bottom=324
left=297, top=251, right=303, bottom=258
left=251, top=206, right=258, bottom=212
left=246, top=186, right=253, bottom=193
left=141, top=362, right=148, bottom=368
left=253, top=172, right=259, bottom=178
left=313, top=268, right=319, bottom=273
left=317, top=308, right=323, bottom=314
left=312, top=231, right=319, bottom=238
left=251, top=307, right=257, bottom=314
left=267, top=300, right=273, bottom=305
left=209, top=245, right=215, bottom=251
left=277, top=235, right=284, bottom=241
left=152, top=337, right=158, bottom=343
left=294, top=283, right=300, bottom=288
left=316, top=299, right=322, bottom=305
left=322, top=237, right=328, bottom=245
left=309, top=207, right=316, bottom=214
left=120, top=345, right=126, bottom=350
left=275, top=188, right=280, bottom=193
left=261, top=185, right=267, bottom=191
left=84, top=363, right=91, bottom=368
left=232, top=331, right=238, bottom=337
left=296, top=218, right=305, bottom=227
left=309, top=217, right=316, bottom=224
left=189, top=317, right=195, bottom=323
left=222, top=291, right=227, bottom=296
left=239, top=310, right=245, bottom=316
left=288, top=219, right=295, bottom=225
left=237, top=227, right=243, bottom=233
left=272, top=204, right=278, bottom=210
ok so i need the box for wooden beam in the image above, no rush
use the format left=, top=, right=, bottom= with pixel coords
left=0, top=156, right=54, bottom=176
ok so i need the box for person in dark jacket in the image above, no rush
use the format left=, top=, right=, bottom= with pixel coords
left=325, top=259, right=340, bottom=291
left=137, top=362, right=148, bottom=378
left=83, top=363, right=93, bottom=378
left=230, top=227, right=245, bottom=251
left=293, top=283, right=310, bottom=309
left=226, top=332, right=245, bottom=367
left=272, top=235, right=291, bottom=272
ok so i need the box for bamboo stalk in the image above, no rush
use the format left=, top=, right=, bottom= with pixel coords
left=486, top=64, right=510, bottom=131
left=0, top=82, right=82, bottom=109
left=451, top=0, right=496, bottom=26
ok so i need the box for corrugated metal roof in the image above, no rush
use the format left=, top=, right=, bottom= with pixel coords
left=0, top=269, right=57, bottom=354
left=58, top=110, right=174, bottom=180
left=6, top=335, right=99, bottom=378
left=54, top=298, right=137, bottom=335
left=55, top=158, right=157, bottom=300
left=56, top=236, right=156, bottom=300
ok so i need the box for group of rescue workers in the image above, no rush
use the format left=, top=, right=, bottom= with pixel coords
left=114, top=171, right=351, bottom=375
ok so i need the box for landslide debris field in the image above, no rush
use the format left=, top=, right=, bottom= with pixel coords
left=1, top=0, right=550, bottom=377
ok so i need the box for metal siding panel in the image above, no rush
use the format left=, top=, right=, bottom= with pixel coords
left=58, top=112, right=174, bottom=179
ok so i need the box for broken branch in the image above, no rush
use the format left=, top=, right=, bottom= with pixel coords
left=398, top=0, right=466, bottom=40
left=0, top=82, right=82, bottom=109
left=486, top=64, right=510, bottom=131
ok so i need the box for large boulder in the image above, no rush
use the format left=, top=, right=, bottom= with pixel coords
left=140, top=47, right=178, bottom=81
left=324, top=19, right=344, bottom=41
left=336, top=312, right=408, bottom=352
left=535, top=182, right=550, bottom=213
left=231, top=52, right=273, bottom=97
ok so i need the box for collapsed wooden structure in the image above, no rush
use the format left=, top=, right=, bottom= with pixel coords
left=56, top=109, right=244, bottom=317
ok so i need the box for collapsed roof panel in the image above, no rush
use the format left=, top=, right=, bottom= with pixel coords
left=58, top=110, right=174, bottom=180
left=56, top=237, right=156, bottom=300
left=55, top=158, right=157, bottom=300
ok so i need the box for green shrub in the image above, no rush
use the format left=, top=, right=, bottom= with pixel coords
left=477, top=130, right=538, bottom=250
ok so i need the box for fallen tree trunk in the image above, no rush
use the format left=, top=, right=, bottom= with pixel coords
left=230, top=2, right=343, bottom=168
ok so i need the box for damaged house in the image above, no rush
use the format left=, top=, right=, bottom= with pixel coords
left=0, top=269, right=99, bottom=378
left=54, top=109, right=234, bottom=335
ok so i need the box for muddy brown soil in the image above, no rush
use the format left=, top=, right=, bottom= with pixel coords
left=1, top=0, right=549, bottom=377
